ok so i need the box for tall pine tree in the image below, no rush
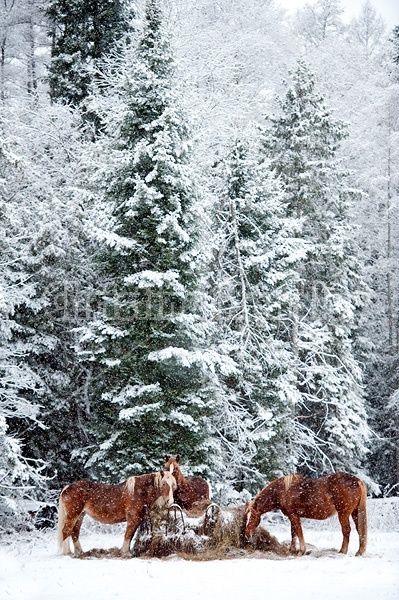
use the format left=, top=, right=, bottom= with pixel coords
left=262, top=61, right=370, bottom=477
left=78, top=0, right=214, bottom=480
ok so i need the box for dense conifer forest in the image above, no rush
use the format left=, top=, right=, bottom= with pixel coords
left=1, top=0, right=398, bottom=526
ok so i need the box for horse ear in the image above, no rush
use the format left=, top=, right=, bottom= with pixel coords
left=164, top=455, right=169, bottom=462
left=176, top=454, right=180, bottom=463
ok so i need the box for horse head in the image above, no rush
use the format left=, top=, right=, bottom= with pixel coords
left=154, top=470, right=177, bottom=508
left=164, top=455, right=184, bottom=484
left=244, top=501, right=261, bottom=542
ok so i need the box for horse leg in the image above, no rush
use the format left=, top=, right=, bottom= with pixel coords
left=288, top=514, right=306, bottom=555
left=71, top=513, right=84, bottom=556
left=351, top=506, right=367, bottom=556
left=289, top=521, right=298, bottom=553
left=61, top=514, right=83, bottom=556
left=352, top=482, right=367, bottom=556
left=337, top=511, right=351, bottom=554
left=58, top=496, right=71, bottom=555
left=120, top=512, right=141, bottom=557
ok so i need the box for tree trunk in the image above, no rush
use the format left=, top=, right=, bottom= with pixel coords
left=26, top=17, right=37, bottom=100
left=230, top=196, right=249, bottom=337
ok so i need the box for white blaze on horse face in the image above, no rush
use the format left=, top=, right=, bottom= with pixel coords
left=245, top=504, right=259, bottom=538
left=245, top=508, right=253, bottom=539
left=164, top=472, right=176, bottom=506
left=246, top=509, right=252, bottom=527
left=154, top=471, right=176, bottom=507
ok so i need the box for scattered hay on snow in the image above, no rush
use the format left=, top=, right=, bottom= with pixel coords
left=78, top=547, right=126, bottom=560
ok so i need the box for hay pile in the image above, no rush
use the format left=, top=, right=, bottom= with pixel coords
left=131, top=503, right=290, bottom=560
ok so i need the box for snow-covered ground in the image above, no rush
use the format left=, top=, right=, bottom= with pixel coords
left=1, top=498, right=398, bottom=600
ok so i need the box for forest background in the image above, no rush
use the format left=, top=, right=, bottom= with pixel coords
left=1, top=0, right=399, bottom=528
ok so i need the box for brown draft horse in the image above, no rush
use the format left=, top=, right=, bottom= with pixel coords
left=245, top=472, right=367, bottom=556
left=58, top=470, right=176, bottom=556
left=164, top=455, right=210, bottom=510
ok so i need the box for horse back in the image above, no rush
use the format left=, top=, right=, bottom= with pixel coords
left=279, top=475, right=337, bottom=519
left=284, top=473, right=364, bottom=520
left=187, top=476, right=209, bottom=498
left=61, top=479, right=95, bottom=506
left=327, top=472, right=365, bottom=510
left=174, top=475, right=209, bottom=509
left=61, top=479, right=129, bottom=524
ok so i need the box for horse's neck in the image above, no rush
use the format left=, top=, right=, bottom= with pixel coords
left=177, top=470, right=187, bottom=485
left=169, top=462, right=186, bottom=486
left=255, top=485, right=276, bottom=514
left=135, top=474, right=158, bottom=505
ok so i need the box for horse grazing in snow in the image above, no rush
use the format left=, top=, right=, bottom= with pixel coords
left=164, top=455, right=210, bottom=510
left=58, top=470, right=176, bottom=556
left=245, top=472, right=367, bottom=556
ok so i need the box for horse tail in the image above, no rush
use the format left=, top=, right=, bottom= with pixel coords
left=57, top=487, right=68, bottom=554
left=356, top=479, right=368, bottom=555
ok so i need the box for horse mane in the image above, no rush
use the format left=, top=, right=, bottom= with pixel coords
left=126, top=476, right=136, bottom=494
left=283, top=474, right=296, bottom=492
left=154, top=471, right=163, bottom=490
left=126, top=472, right=164, bottom=494
left=283, top=474, right=304, bottom=491
left=281, top=474, right=303, bottom=507
left=125, top=473, right=159, bottom=494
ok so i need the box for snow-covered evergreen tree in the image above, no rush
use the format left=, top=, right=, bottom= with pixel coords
left=78, top=0, right=214, bottom=480
left=0, top=120, right=46, bottom=521
left=208, top=132, right=302, bottom=494
left=46, top=0, right=133, bottom=108
left=0, top=90, right=100, bottom=489
left=262, top=60, right=370, bottom=477
left=14, top=103, right=98, bottom=487
left=363, top=29, right=399, bottom=493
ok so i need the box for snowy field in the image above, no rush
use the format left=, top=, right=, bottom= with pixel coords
left=1, top=498, right=398, bottom=600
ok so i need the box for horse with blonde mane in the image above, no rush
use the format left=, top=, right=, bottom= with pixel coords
left=245, top=472, right=367, bottom=556
left=58, top=470, right=176, bottom=556
left=164, top=455, right=210, bottom=510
